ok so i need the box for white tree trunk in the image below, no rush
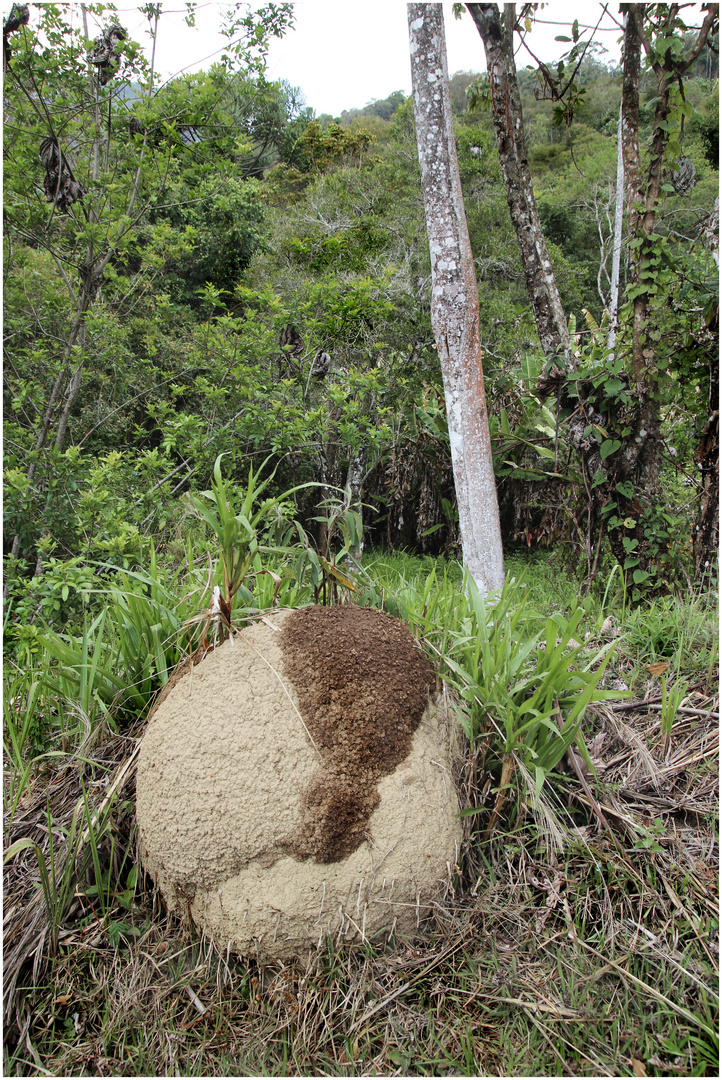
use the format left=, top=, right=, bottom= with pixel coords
left=408, top=3, right=504, bottom=594
left=607, top=101, right=625, bottom=356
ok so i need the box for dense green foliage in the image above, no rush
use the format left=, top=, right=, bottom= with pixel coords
left=3, top=5, right=718, bottom=642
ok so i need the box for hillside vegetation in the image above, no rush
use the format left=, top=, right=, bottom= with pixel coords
left=3, top=5, right=718, bottom=1076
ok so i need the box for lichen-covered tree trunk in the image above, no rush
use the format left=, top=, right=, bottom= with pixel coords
left=694, top=198, right=719, bottom=579
left=606, top=7, right=717, bottom=584
left=408, top=3, right=504, bottom=594
left=465, top=2, right=571, bottom=367
left=620, top=11, right=642, bottom=249
left=617, top=9, right=663, bottom=498
left=607, top=100, right=625, bottom=356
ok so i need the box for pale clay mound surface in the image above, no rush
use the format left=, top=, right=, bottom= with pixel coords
left=136, top=610, right=461, bottom=958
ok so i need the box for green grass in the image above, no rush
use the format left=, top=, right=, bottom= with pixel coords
left=623, top=591, right=718, bottom=671
left=3, top=547, right=718, bottom=1076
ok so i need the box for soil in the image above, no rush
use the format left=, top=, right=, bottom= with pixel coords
left=280, top=605, right=436, bottom=863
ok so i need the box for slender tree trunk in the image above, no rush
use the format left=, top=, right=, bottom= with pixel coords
left=693, top=360, right=719, bottom=580
left=408, top=2, right=504, bottom=595
left=601, top=10, right=663, bottom=576
left=54, top=352, right=86, bottom=450
left=466, top=1, right=608, bottom=559
left=606, top=7, right=717, bottom=581
left=616, top=12, right=674, bottom=494
left=466, top=2, right=571, bottom=366
left=694, top=197, right=719, bottom=579
left=346, top=450, right=365, bottom=564
left=620, top=12, right=642, bottom=255
left=607, top=101, right=624, bottom=356
left=616, top=9, right=661, bottom=489
left=703, top=198, right=719, bottom=269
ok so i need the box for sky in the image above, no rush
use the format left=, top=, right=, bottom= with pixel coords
left=100, top=1, right=626, bottom=116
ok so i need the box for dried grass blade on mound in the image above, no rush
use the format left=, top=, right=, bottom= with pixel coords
left=657, top=725, right=719, bottom=777
left=239, top=632, right=322, bottom=758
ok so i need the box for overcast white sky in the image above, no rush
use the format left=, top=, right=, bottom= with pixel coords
left=102, top=1, right=626, bottom=116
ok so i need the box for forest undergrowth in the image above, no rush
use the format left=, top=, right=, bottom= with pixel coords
left=3, top=544, right=718, bottom=1078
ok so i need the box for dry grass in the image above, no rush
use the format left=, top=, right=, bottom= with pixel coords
left=3, top=667, right=718, bottom=1076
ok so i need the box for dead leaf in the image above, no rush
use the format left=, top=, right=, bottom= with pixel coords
left=646, top=661, right=669, bottom=677
left=532, top=871, right=565, bottom=933
left=632, top=1056, right=647, bottom=1076
left=585, top=731, right=608, bottom=777
left=589, top=732, right=606, bottom=758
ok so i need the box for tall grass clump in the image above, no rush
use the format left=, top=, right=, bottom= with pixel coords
left=446, top=577, right=620, bottom=835
left=186, top=452, right=319, bottom=633
left=354, top=557, right=622, bottom=842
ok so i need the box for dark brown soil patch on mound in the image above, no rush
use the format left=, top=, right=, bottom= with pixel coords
left=280, top=605, right=436, bottom=864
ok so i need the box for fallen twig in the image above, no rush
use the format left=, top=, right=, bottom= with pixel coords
left=610, top=681, right=715, bottom=714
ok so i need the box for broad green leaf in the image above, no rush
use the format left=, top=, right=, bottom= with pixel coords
left=600, top=439, right=621, bottom=460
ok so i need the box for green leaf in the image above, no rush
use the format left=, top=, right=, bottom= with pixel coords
left=600, top=439, right=621, bottom=460
left=4, top=837, right=41, bottom=864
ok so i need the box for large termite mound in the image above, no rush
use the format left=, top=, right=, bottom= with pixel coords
left=136, top=606, right=461, bottom=958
